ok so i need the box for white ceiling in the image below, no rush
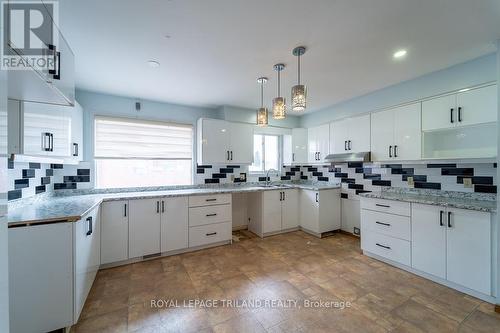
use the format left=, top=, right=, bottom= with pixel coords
left=59, top=0, right=500, bottom=113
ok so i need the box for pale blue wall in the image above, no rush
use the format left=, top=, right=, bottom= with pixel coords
left=300, top=53, right=497, bottom=127
left=76, top=90, right=222, bottom=162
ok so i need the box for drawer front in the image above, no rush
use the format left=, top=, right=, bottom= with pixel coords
left=189, top=194, right=231, bottom=207
left=189, top=222, right=232, bottom=247
left=361, top=209, right=410, bottom=241
left=362, top=231, right=410, bottom=266
left=189, top=204, right=231, bottom=227
left=360, top=198, right=410, bottom=217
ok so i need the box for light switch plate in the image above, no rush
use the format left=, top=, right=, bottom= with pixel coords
left=463, top=178, right=473, bottom=188
left=407, top=176, right=414, bottom=186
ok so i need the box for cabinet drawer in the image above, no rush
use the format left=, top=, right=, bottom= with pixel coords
left=189, top=222, right=232, bottom=247
left=360, top=198, right=410, bottom=217
left=189, top=194, right=231, bottom=207
left=361, top=209, right=410, bottom=241
left=189, top=204, right=231, bottom=227
left=362, top=231, right=410, bottom=266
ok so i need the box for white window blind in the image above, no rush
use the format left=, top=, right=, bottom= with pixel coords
left=94, top=116, right=193, bottom=159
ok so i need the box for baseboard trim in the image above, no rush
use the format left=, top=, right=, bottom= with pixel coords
left=232, top=225, right=248, bottom=231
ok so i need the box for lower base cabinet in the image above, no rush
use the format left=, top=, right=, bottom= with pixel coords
left=129, top=198, right=161, bottom=258
left=247, top=189, right=299, bottom=237
left=9, top=207, right=100, bottom=333
left=161, top=197, right=188, bottom=252
left=300, top=189, right=341, bottom=235
left=341, top=198, right=360, bottom=235
left=101, top=200, right=129, bottom=265
left=412, top=203, right=491, bottom=295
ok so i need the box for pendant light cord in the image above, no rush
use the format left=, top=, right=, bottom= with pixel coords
left=298, top=54, right=301, bottom=85
left=260, top=80, right=264, bottom=108
left=277, top=69, right=281, bottom=97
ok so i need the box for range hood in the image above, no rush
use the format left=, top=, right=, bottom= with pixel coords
left=324, top=151, right=371, bottom=163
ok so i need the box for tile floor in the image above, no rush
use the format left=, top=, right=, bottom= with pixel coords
left=73, top=231, right=500, bottom=332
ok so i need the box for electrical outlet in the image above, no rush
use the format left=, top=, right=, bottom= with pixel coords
left=463, top=178, right=473, bottom=188
left=407, top=176, right=414, bottom=186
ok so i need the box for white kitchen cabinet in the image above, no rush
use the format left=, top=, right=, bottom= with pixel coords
left=308, top=124, right=329, bottom=163
left=197, top=118, right=253, bottom=165
left=330, top=114, right=370, bottom=154
left=446, top=207, right=491, bottom=295
left=422, top=85, right=497, bottom=131
left=229, top=122, right=254, bottom=164
left=371, top=102, right=421, bottom=161
left=6, top=0, right=75, bottom=106
left=282, top=189, right=299, bottom=230
left=411, top=204, right=446, bottom=279
left=8, top=100, right=73, bottom=158
left=283, top=128, right=308, bottom=165
left=248, top=189, right=299, bottom=237
left=100, top=200, right=129, bottom=265
left=299, top=189, right=341, bottom=236
left=411, top=203, right=491, bottom=295
left=128, top=199, right=161, bottom=258
left=341, top=198, right=360, bottom=235
left=262, top=190, right=283, bottom=234
left=161, top=197, right=188, bottom=252
left=9, top=223, right=74, bottom=333
left=74, top=207, right=100, bottom=322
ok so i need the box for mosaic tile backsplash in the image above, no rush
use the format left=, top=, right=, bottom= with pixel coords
left=7, top=159, right=92, bottom=201
left=281, top=162, right=497, bottom=199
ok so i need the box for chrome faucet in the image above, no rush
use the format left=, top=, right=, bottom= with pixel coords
left=265, top=168, right=279, bottom=186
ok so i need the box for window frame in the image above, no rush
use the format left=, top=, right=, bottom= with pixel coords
left=93, top=115, right=194, bottom=188
left=249, top=133, right=282, bottom=175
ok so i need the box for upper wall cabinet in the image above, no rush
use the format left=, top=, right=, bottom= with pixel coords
left=283, top=128, right=308, bottom=165
left=422, top=85, right=497, bottom=131
left=307, top=124, right=329, bottom=163
left=197, top=118, right=253, bottom=165
left=6, top=0, right=75, bottom=106
left=371, top=102, right=421, bottom=161
left=329, top=114, right=370, bottom=154
left=8, top=100, right=82, bottom=161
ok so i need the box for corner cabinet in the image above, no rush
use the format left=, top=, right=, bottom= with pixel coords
left=330, top=114, right=371, bottom=154
left=8, top=206, right=100, bottom=333
left=197, top=118, right=253, bottom=165
left=7, top=99, right=83, bottom=162
left=371, top=102, right=421, bottom=161
left=307, top=124, right=329, bottom=163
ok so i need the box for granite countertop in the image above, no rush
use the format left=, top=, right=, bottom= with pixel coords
left=359, top=189, right=497, bottom=213
left=7, top=183, right=341, bottom=226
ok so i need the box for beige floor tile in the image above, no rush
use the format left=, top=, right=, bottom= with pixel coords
left=393, top=300, right=460, bottom=332
left=460, top=309, right=500, bottom=332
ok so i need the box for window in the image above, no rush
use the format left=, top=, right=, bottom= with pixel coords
left=249, top=134, right=280, bottom=173
left=94, top=116, right=193, bottom=188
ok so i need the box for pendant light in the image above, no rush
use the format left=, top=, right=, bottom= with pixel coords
left=256, top=77, right=268, bottom=126
left=272, top=63, right=286, bottom=120
left=291, top=46, right=307, bottom=112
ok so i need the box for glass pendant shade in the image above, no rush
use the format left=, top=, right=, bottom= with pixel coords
left=272, top=97, right=286, bottom=119
left=257, top=107, right=268, bottom=126
left=291, top=84, right=306, bottom=111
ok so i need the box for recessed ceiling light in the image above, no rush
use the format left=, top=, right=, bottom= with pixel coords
left=147, top=60, right=160, bottom=68
left=393, top=49, right=407, bottom=59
